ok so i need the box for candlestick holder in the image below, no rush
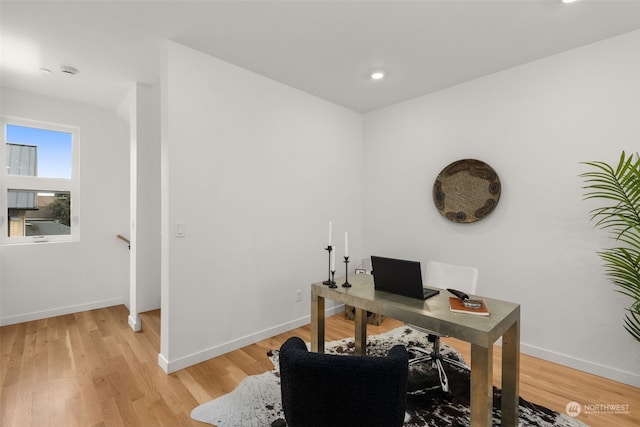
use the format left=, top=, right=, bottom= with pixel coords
left=342, top=256, right=351, bottom=288
left=323, top=245, right=336, bottom=286
left=329, top=270, right=337, bottom=288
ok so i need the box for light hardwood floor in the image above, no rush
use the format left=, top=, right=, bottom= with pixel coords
left=1, top=305, right=638, bottom=426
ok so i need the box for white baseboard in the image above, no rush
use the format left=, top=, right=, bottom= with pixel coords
left=0, top=297, right=126, bottom=326
left=521, top=342, right=640, bottom=388
left=128, top=314, right=142, bottom=332
left=158, top=304, right=345, bottom=374
left=158, top=353, right=170, bottom=373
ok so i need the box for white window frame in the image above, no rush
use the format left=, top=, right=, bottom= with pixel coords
left=1, top=116, right=80, bottom=244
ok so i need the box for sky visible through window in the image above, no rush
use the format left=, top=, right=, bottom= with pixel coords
left=6, top=124, right=72, bottom=179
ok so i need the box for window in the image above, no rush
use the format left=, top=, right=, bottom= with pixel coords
left=1, top=117, right=79, bottom=244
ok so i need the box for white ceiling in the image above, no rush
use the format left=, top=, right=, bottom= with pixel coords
left=2, top=0, right=640, bottom=113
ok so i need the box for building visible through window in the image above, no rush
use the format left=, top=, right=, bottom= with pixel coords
left=8, top=189, right=71, bottom=237
left=2, top=120, right=78, bottom=243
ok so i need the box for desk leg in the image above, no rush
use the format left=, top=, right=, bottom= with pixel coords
left=354, top=307, right=367, bottom=355
left=501, top=320, right=520, bottom=426
left=471, top=344, right=493, bottom=427
left=310, top=292, right=325, bottom=353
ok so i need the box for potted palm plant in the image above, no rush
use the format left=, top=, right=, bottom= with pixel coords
left=581, top=151, right=640, bottom=342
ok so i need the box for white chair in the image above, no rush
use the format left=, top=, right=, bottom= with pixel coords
left=408, top=260, right=479, bottom=393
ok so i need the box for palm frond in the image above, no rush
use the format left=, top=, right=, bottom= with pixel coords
left=581, top=151, right=640, bottom=343
left=623, top=305, right=640, bottom=342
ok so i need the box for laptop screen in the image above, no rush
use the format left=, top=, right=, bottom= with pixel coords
left=371, top=256, right=426, bottom=299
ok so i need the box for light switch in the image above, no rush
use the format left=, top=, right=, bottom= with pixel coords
left=176, top=222, right=185, bottom=237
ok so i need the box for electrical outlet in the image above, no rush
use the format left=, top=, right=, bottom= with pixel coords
left=296, top=289, right=302, bottom=302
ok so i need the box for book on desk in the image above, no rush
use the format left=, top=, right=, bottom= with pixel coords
left=449, top=297, right=490, bottom=316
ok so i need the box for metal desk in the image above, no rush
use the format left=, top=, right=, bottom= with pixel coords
left=310, top=274, right=520, bottom=427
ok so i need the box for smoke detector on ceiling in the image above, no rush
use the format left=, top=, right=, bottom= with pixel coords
left=60, top=65, right=79, bottom=76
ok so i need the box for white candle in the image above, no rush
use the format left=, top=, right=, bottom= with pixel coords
left=344, top=232, right=348, bottom=257
left=330, top=246, right=335, bottom=271
left=328, top=221, right=332, bottom=246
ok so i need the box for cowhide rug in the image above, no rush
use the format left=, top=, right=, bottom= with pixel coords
left=191, top=326, right=589, bottom=427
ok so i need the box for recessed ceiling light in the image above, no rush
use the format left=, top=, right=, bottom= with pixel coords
left=561, top=0, right=580, bottom=3
left=371, top=71, right=385, bottom=80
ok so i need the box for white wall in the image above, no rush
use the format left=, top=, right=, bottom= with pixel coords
left=363, top=31, right=640, bottom=386
left=159, top=41, right=363, bottom=372
left=0, top=88, right=130, bottom=324
left=135, top=83, right=162, bottom=314
left=3, top=30, right=637, bottom=389
left=126, top=82, right=162, bottom=332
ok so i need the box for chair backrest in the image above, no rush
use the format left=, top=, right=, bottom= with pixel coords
left=279, top=336, right=408, bottom=427
left=425, top=260, right=479, bottom=294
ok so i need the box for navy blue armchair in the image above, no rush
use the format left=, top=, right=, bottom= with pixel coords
left=279, top=336, right=409, bottom=427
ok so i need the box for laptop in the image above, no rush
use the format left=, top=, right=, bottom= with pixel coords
left=370, top=256, right=440, bottom=300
